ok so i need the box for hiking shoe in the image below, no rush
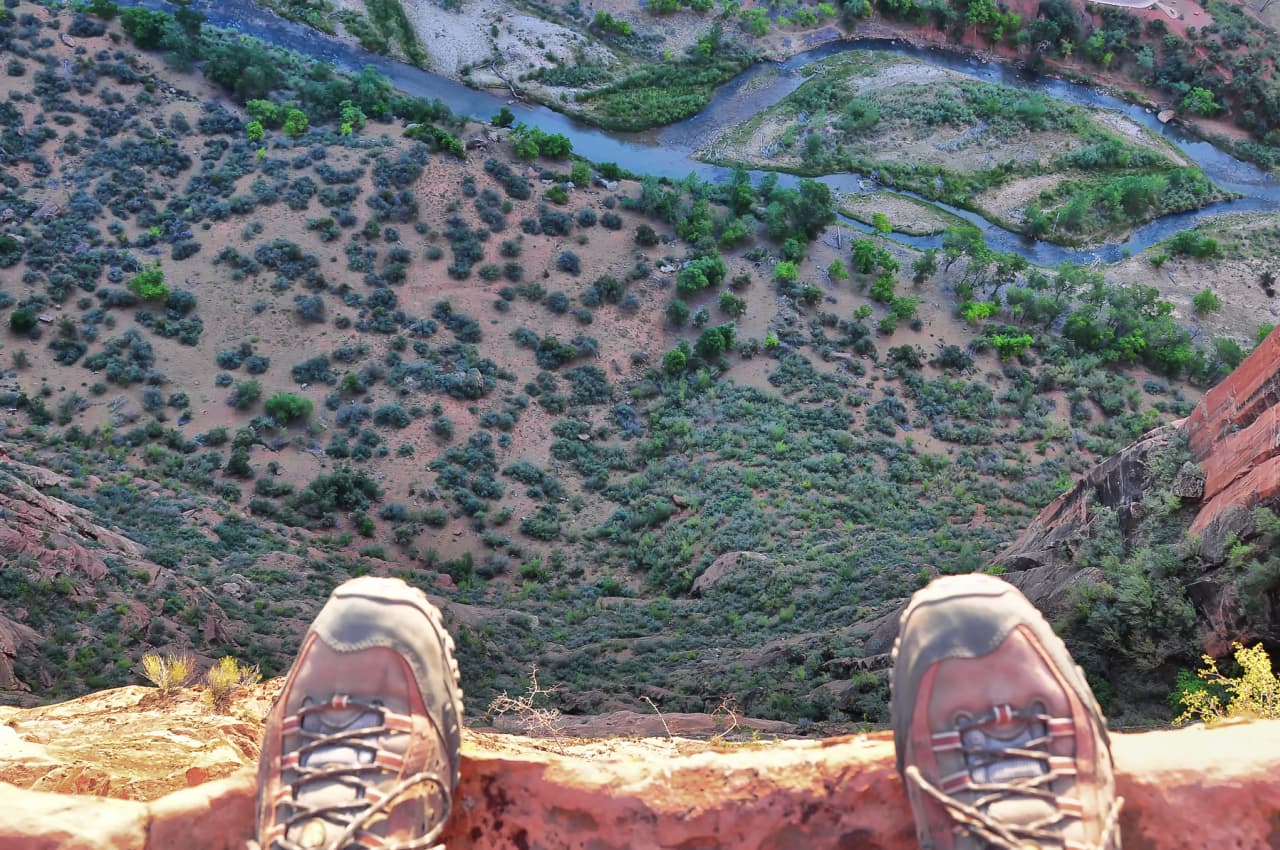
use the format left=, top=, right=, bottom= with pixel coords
left=891, top=574, right=1122, bottom=850
left=253, top=576, right=463, bottom=850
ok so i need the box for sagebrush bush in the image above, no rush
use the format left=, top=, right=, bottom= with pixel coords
left=140, top=651, right=195, bottom=694
left=205, top=656, right=262, bottom=712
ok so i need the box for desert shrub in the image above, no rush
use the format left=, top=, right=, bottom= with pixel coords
left=540, top=208, right=573, bottom=236
left=229, top=379, right=262, bottom=410
left=205, top=656, right=261, bottom=712
left=373, top=403, right=411, bottom=428
left=295, top=294, right=326, bottom=322
left=83, top=329, right=155, bottom=385
left=635, top=223, right=659, bottom=246
left=666, top=299, right=690, bottom=326
left=1175, top=642, right=1280, bottom=724
left=291, top=466, right=383, bottom=524
left=292, top=355, right=337, bottom=385
left=127, top=265, right=168, bottom=301
left=172, top=240, right=201, bottom=261
left=9, top=307, right=36, bottom=334
left=264, top=392, right=313, bottom=423
left=546, top=291, right=571, bottom=314
left=1192, top=288, right=1221, bottom=315
left=139, top=651, right=195, bottom=694
left=483, top=157, right=531, bottom=200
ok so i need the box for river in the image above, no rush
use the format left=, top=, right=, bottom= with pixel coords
left=140, top=0, right=1280, bottom=264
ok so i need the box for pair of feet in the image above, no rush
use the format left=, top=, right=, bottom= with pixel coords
left=251, top=575, right=1122, bottom=850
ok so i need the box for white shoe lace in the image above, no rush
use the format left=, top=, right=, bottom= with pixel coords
left=906, top=704, right=1123, bottom=850
left=262, top=695, right=452, bottom=850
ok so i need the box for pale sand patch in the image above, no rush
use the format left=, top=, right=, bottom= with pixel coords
left=839, top=191, right=964, bottom=236
left=972, top=174, right=1064, bottom=227
left=401, top=0, right=613, bottom=85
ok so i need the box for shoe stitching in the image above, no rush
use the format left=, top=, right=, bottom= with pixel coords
left=908, top=703, right=1123, bottom=850
left=270, top=697, right=453, bottom=850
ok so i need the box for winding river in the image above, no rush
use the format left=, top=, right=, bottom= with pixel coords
left=149, top=0, right=1280, bottom=264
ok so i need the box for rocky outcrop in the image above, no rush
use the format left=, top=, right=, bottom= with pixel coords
left=0, top=614, right=39, bottom=693
left=0, top=682, right=1276, bottom=850
left=996, top=425, right=1176, bottom=572
left=995, top=327, right=1280, bottom=658
left=0, top=462, right=242, bottom=697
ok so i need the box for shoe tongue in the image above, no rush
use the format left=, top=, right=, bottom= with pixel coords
left=288, top=705, right=383, bottom=849
left=961, top=720, right=1055, bottom=829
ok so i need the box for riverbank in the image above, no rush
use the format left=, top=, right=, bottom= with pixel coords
left=698, top=47, right=1224, bottom=248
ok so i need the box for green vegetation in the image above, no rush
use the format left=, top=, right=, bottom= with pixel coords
left=1192, top=289, right=1222, bottom=316
left=264, top=392, right=314, bottom=423
left=256, top=0, right=338, bottom=34
left=1176, top=642, right=1280, bottom=724
left=364, top=0, right=428, bottom=68
left=0, top=0, right=1269, bottom=728
left=127, top=266, right=169, bottom=301
left=574, top=26, right=755, bottom=130
left=9, top=308, right=36, bottom=334
left=713, top=52, right=1224, bottom=245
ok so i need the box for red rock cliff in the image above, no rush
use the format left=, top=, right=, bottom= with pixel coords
left=0, top=684, right=1276, bottom=850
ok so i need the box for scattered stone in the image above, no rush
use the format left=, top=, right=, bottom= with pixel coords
left=1171, top=461, right=1206, bottom=499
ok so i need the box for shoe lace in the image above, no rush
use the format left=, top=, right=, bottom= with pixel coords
left=269, top=697, right=453, bottom=850
left=905, top=704, right=1123, bottom=850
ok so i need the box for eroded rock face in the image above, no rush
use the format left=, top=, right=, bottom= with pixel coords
left=0, top=462, right=242, bottom=699
left=0, top=614, right=40, bottom=692
left=996, top=425, right=1175, bottom=573
left=0, top=681, right=1276, bottom=850
left=994, top=328, right=1280, bottom=659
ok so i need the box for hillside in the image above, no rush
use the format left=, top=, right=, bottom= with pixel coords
left=0, top=0, right=1276, bottom=729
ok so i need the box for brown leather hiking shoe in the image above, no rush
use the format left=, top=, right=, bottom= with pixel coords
left=891, top=574, right=1122, bottom=850
left=253, top=577, right=463, bottom=850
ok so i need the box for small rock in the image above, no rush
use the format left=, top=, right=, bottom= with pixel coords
left=1171, top=461, right=1206, bottom=499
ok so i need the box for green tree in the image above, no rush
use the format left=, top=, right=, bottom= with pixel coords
left=1180, top=86, right=1220, bottom=117
left=283, top=108, right=309, bottom=137
left=911, top=249, right=938, bottom=285
left=990, top=332, right=1034, bottom=360
left=339, top=99, right=367, bottom=132
left=695, top=324, right=736, bottom=360
left=246, top=120, right=264, bottom=142
left=1176, top=642, right=1280, bottom=724
left=127, top=265, right=169, bottom=301
left=663, top=343, right=690, bottom=374
left=666, top=299, right=690, bottom=326
left=493, top=106, right=515, bottom=128
left=119, top=7, right=169, bottom=48
left=869, top=273, right=896, bottom=303
left=719, top=291, right=747, bottom=317
left=230, top=379, right=262, bottom=411
left=246, top=99, right=283, bottom=128
left=8, top=308, right=36, bottom=334
left=265, top=392, right=313, bottom=423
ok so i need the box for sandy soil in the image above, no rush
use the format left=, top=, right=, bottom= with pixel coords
left=839, top=192, right=964, bottom=236
left=1115, top=212, right=1280, bottom=345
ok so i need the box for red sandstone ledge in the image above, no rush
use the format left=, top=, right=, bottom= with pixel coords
left=1, top=720, right=1276, bottom=850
